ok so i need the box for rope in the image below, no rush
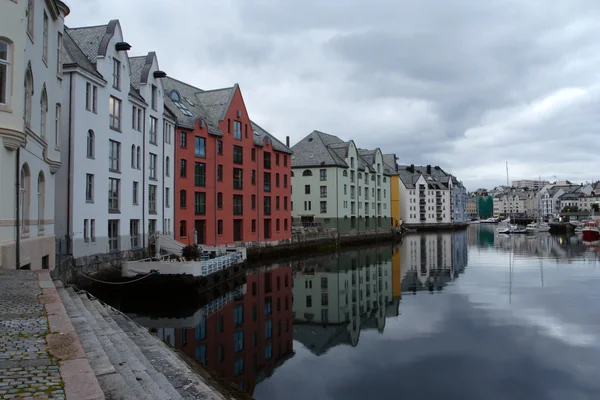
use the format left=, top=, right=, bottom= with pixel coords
left=68, top=262, right=158, bottom=285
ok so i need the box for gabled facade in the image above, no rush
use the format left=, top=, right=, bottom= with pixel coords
left=163, top=77, right=292, bottom=246
left=383, top=154, right=401, bottom=227
left=398, top=165, right=453, bottom=225
left=55, top=20, right=172, bottom=259
left=290, top=131, right=392, bottom=233
left=0, top=0, right=70, bottom=269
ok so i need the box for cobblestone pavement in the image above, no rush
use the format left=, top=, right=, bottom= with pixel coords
left=0, top=270, right=65, bottom=400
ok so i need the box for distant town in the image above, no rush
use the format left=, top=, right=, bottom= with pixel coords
left=466, top=180, right=600, bottom=221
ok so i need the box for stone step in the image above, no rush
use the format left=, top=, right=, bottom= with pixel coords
left=87, top=297, right=181, bottom=400
left=73, top=291, right=155, bottom=400
left=111, top=313, right=226, bottom=400
left=65, top=288, right=151, bottom=400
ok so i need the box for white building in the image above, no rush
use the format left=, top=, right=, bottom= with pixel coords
left=54, top=20, right=174, bottom=259
left=397, top=165, right=452, bottom=225
left=493, top=191, right=538, bottom=217
left=400, top=232, right=456, bottom=290
left=512, top=179, right=550, bottom=191
left=290, top=131, right=393, bottom=233
left=538, top=184, right=592, bottom=218
left=0, top=0, right=69, bottom=270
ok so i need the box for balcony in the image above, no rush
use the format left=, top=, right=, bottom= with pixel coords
left=351, top=193, right=355, bottom=200
left=233, top=205, right=243, bottom=216
left=436, top=192, right=442, bottom=198
left=420, top=199, right=426, bottom=204
left=264, top=183, right=271, bottom=192
left=264, top=206, right=271, bottom=216
left=233, top=180, right=243, bottom=190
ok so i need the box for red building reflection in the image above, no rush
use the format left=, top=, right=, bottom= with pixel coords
left=172, top=266, right=294, bottom=395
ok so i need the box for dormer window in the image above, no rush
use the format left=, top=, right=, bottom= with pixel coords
left=113, top=59, right=121, bottom=89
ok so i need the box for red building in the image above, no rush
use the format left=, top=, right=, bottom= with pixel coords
left=173, top=266, right=294, bottom=395
left=163, top=77, right=292, bottom=246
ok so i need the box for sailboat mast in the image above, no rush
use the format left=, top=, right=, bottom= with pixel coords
left=506, top=161, right=509, bottom=186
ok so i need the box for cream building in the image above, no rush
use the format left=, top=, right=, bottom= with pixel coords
left=0, top=0, right=70, bottom=269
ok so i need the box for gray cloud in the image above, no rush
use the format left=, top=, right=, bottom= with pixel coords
left=67, top=0, right=600, bottom=189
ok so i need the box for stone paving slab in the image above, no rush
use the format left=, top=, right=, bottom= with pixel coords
left=0, top=270, right=102, bottom=400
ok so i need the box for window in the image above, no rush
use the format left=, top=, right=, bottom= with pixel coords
left=234, top=120, right=242, bottom=140
left=0, top=40, right=11, bottom=105
left=136, top=147, right=141, bottom=169
left=180, top=131, right=187, bottom=148
left=108, top=220, right=119, bottom=251
left=234, top=331, right=244, bottom=354
left=264, top=196, right=271, bottom=215
left=264, top=152, right=271, bottom=169
left=57, top=33, right=62, bottom=76
left=217, top=140, right=223, bottom=155
left=276, top=196, right=280, bottom=210
left=40, top=88, right=48, bottom=138
left=320, top=186, right=327, bottom=198
left=132, top=182, right=138, bottom=205
left=195, top=192, right=206, bottom=215
left=284, top=155, right=287, bottom=167
left=284, top=196, right=288, bottom=210
left=180, top=159, right=187, bottom=177
left=83, top=219, right=88, bottom=243
left=302, top=169, right=312, bottom=177
left=195, top=137, right=205, bottom=158
left=149, top=153, right=157, bottom=180
left=109, top=140, right=120, bottom=172
left=164, top=121, right=172, bottom=143
left=108, top=178, right=120, bottom=212
left=265, top=320, right=272, bottom=339
left=54, top=104, right=61, bottom=149
left=42, top=12, right=49, bottom=63
left=233, top=194, right=243, bottom=216
left=90, top=220, right=95, bottom=242
left=251, top=170, right=256, bottom=185
left=24, top=67, right=33, bottom=127
left=194, top=162, right=206, bottom=187
left=252, top=219, right=256, bottom=233
left=276, top=173, right=280, bottom=187
left=151, top=84, right=157, bottom=110
left=233, top=168, right=243, bottom=190
left=284, top=218, right=288, bottom=231
left=266, top=343, right=272, bottom=360
left=305, top=185, right=310, bottom=195
left=149, top=185, right=157, bottom=213
left=320, top=169, right=327, bottom=181
left=92, top=86, right=97, bottom=113
left=217, top=165, right=223, bottom=182
left=130, top=219, right=139, bottom=248
left=320, top=201, right=327, bottom=213
left=85, top=174, right=94, bottom=202
left=109, top=96, right=121, bottom=130
left=218, top=219, right=223, bottom=235
left=217, top=192, right=223, bottom=209
left=149, top=117, right=157, bottom=143
left=234, top=305, right=244, bottom=328
left=306, top=295, right=312, bottom=307
left=264, top=172, right=271, bottom=192
left=251, top=148, right=256, bottom=161
left=180, top=190, right=187, bottom=208
left=165, top=157, right=170, bottom=177
left=276, top=218, right=280, bottom=231
left=82, top=130, right=93, bottom=159
left=27, top=0, right=35, bottom=38
left=251, top=195, right=256, bottom=210
left=276, top=153, right=280, bottom=165
left=234, top=358, right=243, bottom=376
left=113, top=59, right=121, bottom=89
left=195, top=344, right=206, bottom=365
left=233, top=145, right=243, bottom=164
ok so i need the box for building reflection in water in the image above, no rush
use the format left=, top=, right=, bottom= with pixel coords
left=401, top=231, right=468, bottom=293
left=153, top=265, right=294, bottom=396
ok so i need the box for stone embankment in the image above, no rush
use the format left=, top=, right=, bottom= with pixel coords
left=55, top=282, right=233, bottom=399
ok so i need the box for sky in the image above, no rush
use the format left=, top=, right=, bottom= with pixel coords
left=65, top=0, right=600, bottom=191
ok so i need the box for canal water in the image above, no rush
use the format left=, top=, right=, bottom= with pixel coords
left=90, top=225, right=600, bottom=399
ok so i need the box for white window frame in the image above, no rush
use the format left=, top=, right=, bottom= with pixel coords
left=0, top=39, right=10, bottom=106
left=109, top=96, right=121, bottom=130
left=109, top=140, right=120, bottom=172
left=113, top=59, right=120, bottom=89
left=85, top=173, right=94, bottom=202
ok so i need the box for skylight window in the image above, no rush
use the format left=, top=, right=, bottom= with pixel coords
left=185, top=98, right=195, bottom=106
left=253, top=130, right=260, bottom=136
left=170, top=91, right=180, bottom=102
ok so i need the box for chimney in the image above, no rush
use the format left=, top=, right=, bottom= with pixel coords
left=286, top=136, right=290, bottom=147
left=410, top=164, right=414, bottom=173
left=427, top=165, right=431, bottom=174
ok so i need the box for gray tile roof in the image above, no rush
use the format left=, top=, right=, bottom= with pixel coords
left=398, top=165, right=451, bottom=190
left=251, top=121, right=292, bottom=154
left=195, top=87, right=237, bottom=127
left=382, top=154, right=398, bottom=175
left=129, top=55, right=146, bottom=90
left=62, top=30, right=104, bottom=80
left=291, top=130, right=349, bottom=168
left=65, top=24, right=107, bottom=64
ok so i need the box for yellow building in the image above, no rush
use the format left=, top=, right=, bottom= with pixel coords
left=383, top=154, right=401, bottom=227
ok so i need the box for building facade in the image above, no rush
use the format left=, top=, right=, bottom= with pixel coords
left=397, top=165, right=453, bottom=225
left=163, top=77, right=292, bottom=246
left=55, top=20, right=173, bottom=259
left=512, top=179, right=550, bottom=191
left=290, top=131, right=393, bottom=233
left=0, top=0, right=69, bottom=269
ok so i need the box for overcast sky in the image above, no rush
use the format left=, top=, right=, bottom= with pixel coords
left=66, top=0, right=600, bottom=191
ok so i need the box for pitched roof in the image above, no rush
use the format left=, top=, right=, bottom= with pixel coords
left=251, top=121, right=292, bottom=154
left=65, top=24, right=108, bottom=64
left=129, top=55, right=146, bottom=90
left=290, top=130, right=349, bottom=168
left=195, top=86, right=237, bottom=126
left=398, top=165, right=451, bottom=190
left=62, top=30, right=104, bottom=80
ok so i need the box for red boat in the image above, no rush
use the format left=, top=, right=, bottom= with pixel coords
left=582, top=220, right=600, bottom=242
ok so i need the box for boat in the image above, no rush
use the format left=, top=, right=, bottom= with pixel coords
left=468, top=219, right=481, bottom=224
left=480, top=217, right=500, bottom=224
left=496, top=163, right=527, bottom=234
left=582, top=220, right=600, bottom=242
left=525, top=221, right=550, bottom=232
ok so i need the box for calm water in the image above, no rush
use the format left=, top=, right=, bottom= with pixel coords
left=113, top=226, right=600, bottom=399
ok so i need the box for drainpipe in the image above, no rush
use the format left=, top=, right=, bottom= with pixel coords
left=15, top=147, right=20, bottom=268
left=142, top=107, right=147, bottom=248
left=336, top=168, right=339, bottom=241
left=161, top=120, right=165, bottom=236
left=214, top=126, right=218, bottom=246
left=66, top=72, right=74, bottom=255
left=257, top=147, right=261, bottom=242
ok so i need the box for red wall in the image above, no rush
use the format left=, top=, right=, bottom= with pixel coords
left=174, top=86, right=292, bottom=246
left=174, top=267, right=294, bottom=395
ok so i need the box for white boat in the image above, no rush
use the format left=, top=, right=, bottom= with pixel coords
left=480, top=217, right=500, bottom=224
left=525, top=221, right=550, bottom=232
